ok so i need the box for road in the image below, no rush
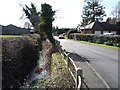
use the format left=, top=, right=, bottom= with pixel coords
left=55, top=37, right=119, bottom=88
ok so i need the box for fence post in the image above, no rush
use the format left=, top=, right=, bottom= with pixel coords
left=76, top=68, right=83, bottom=90
left=63, top=49, right=66, bottom=59
left=66, top=53, right=70, bottom=68
left=59, top=45, right=62, bottom=52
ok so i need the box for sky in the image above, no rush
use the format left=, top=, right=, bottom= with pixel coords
left=0, top=0, right=119, bottom=28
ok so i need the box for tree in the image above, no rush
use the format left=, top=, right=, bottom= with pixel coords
left=24, top=21, right=33, bottom=29
left=110, top=1, right=120, bottom=22
left=81, top=0, right=106, bottom=26
left=22, top=3, right=56, bottom=44
left=39, top=3, right=55, bottom=43
left=22, top=3, right=40, bottom=32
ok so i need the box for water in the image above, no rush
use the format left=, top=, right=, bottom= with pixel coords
left=20, top=51, right=49, bottom=88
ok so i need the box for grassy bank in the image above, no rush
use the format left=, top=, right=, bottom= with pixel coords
left=65, top=37, right=120, bottom=50
left=45, top=52, right=75, bottom=88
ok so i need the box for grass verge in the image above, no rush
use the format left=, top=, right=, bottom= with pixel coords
left=45, top=52, right=75, bottom=88
left=65, top=37, right=120, bottom=50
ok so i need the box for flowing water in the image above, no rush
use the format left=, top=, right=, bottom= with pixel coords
left=20, top=51, right=49, bottom=88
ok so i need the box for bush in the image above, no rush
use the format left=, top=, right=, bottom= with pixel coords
left=69, top=33, right=119, bottom=47
left=67, top=30, right=77, bottom=39
left=96, top=40, right=101, bottom=44
left=114, top=43, right=120, bottom=47
left=104, top=41, right=113, bottom=46
left=2, top=34, right=41, bottom=88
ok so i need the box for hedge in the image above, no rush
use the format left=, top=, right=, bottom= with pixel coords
left=2, top=34, right=42, bottom=88
left=68, top=33, right=120, bottom=47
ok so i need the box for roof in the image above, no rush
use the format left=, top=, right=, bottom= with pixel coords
left=80, top=21, right=120, bottom=31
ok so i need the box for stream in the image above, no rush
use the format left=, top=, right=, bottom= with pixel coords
left=20, top=51, right=49, bottom=88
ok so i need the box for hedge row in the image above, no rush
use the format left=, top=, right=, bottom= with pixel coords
left=2, top=34, right=42, bottom=88
left=68, top=33, right=120, bottom=47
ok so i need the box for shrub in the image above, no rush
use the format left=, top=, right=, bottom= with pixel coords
left=67, top=30, right=77, bottom=39
left=114, top=43, right=120, bottom=47
left=2, top=34, right=41, bottom=88
left=104, top=41, right=114, bottom=46
left=69, top=33, right=119, bottom=47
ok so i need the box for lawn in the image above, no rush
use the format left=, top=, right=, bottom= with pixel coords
left=0, top=35, right=21, bottom=38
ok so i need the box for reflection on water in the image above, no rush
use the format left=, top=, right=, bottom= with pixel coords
left=21, top=51, right=49, bottom=88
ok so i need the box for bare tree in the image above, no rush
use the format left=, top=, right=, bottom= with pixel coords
left=110, top=1, right=120, bottom=22
left=24, top=21, right=33, bottom=29
left=22, top=3, right=40, bottom=32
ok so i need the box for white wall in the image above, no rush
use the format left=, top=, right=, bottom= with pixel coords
left=103, top=31, right=109, bottom=34
left=111, top=31, right=116, bottom=35
left=95, top=31, right=101, bottom=34
left=95, top=31, right=117, bottom=35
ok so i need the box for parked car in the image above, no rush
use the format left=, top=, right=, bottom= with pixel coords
left=58, top=34, right=64, bottom=39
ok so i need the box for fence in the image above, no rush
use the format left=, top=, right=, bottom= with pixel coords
left=55, top=40, right=84, bottom=89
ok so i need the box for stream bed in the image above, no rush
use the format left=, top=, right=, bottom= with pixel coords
left=20, top=51, right=49, bottom=88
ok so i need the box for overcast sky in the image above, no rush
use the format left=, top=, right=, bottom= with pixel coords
left=0, top=0, right=119, bottom=28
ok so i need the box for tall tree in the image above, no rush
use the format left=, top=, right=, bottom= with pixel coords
left=110, top=1, right=120, bottom=22
left=81, top=1, right=106, bottom=26
left=22, top=3, right=40, bottom=32
left=40, top=3, right=55, bottom=43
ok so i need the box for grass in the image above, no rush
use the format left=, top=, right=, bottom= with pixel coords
left=45, top=52, right=75, bottom=88
left=0, top=35, right=21, bottom=38
left=65, top=37, right=120, bottom=50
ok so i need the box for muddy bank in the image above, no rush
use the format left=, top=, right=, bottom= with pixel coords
left=42, top=40, right=53, bottom=72
left=2, top=34, right=41, bottom=88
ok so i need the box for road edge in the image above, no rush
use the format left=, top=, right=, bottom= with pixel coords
left=85, top=61, right=111, bottom=89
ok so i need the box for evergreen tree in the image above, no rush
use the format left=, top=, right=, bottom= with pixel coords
left=40, top=3, right=55, bottom=43
left=81, top=1, right=106, bottom=26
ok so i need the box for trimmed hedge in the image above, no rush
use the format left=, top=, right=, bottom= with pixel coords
left=2, top=34, right=42, bottom=88
left=68, top=33, right=120, bottom=47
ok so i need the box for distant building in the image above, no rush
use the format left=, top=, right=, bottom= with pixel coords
left=80, top=21, right=120, bottom=35
left=0, top=24, right=32, bottom=35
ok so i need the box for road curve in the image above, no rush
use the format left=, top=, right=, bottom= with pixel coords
left=55, top=37, right=119, bottom=88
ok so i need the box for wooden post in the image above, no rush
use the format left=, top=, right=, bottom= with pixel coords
left=66, top=53, right=70, bottom=68
left=63, top=49, right=66, bottom=59
left=59, top=45, right=62, bottom=53
left=76, top=68, right=83, bottom=89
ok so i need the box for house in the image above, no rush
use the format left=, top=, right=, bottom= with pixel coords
left=80, top=21, right=120, bottom=35
left=0, top=24, right=31, bottom=35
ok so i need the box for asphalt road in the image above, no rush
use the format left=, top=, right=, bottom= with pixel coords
left=55, top=37, right=119, bottom=88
